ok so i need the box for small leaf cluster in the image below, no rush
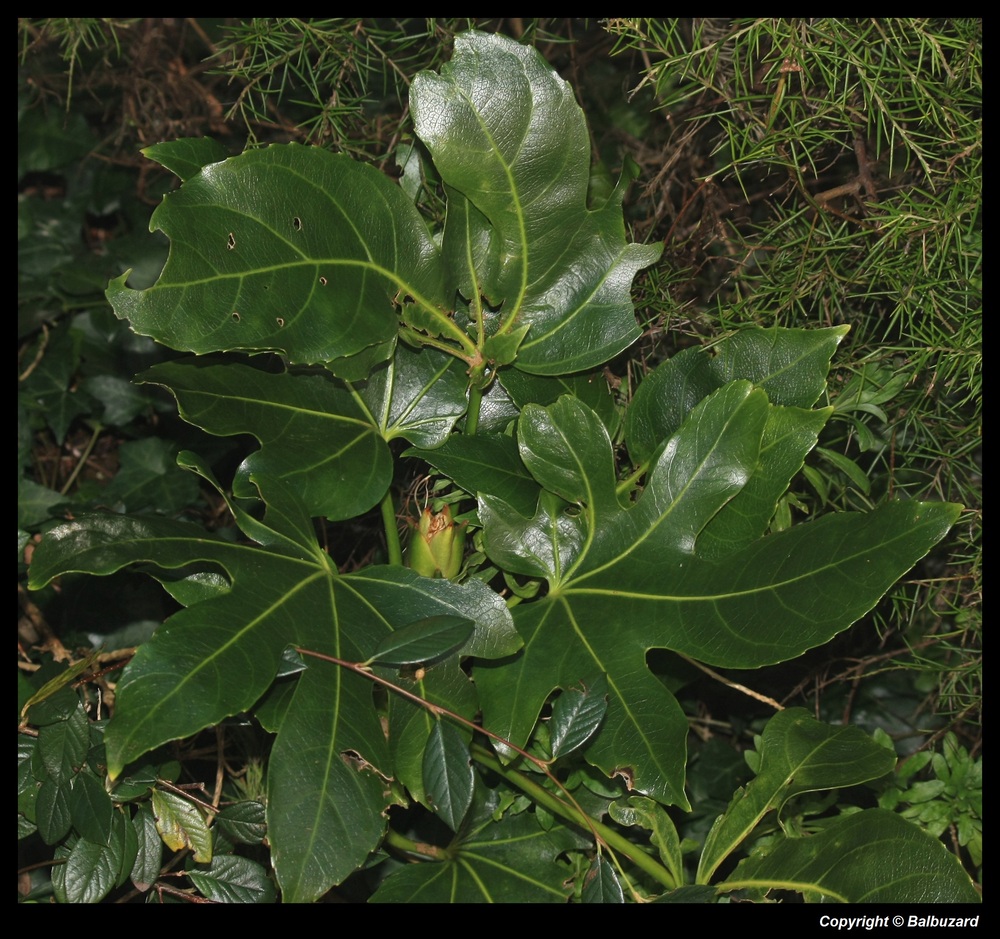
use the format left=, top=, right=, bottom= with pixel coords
left=19, top=660, right=272, bottom=904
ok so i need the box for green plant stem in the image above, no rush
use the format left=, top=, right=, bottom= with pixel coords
left=294, top=645, right=674, bottom=890
left=384, top=826, right=452, bottom=861
left=470, top=744, right=678, bottom=890
left=616, top=460, right=649, bottom=499
left=59, top=422, right=102, bottom=496
left=466, top=383, right=483, bottom=435
left=380, top=488, right=403, bottom=566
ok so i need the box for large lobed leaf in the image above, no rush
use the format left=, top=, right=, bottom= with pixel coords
left=411, top=31, right=663, bottom=374
left=138, top=344, right=467, bottom=522
left=107, top=142, right=449, bottom=375
left=472, top=358, right=960, bottom=806
left=28, top=474, right=519, bottom=902
left=723, top=810, right=981, bottom=903
left=107, top=33, right=660, bottom=383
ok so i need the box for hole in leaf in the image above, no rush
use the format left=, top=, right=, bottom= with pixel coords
left=319, top=276, right=328, bottom=286
left=614, top=766, right=635, bottom=790
left=227, top=232, right=236, bottom=250
left=292, top=216, right=302, bottom=231
left=231, top=312, right=240, bottom=322
left=275, top=317, right=285, bottom=328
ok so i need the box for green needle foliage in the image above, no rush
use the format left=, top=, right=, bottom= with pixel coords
left=19, top=20, right=980, bottom=903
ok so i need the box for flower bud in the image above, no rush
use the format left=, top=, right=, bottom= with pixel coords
left=407, top=505, right=466, bottom=579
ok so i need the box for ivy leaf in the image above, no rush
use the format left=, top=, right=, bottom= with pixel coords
left=476, top=391, right=960, bottom=806
left=107, top=143, right=448, bottom=372
left=412, top=32, right=662, bottom=375
left=99, top=438, right=201, bottom=515
left=723, top=809, right=981, bottom=903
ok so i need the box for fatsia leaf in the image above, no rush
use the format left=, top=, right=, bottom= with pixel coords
left=407, top=432, right=539, bottom=518
left=722, top=809, right=981, bottom=903
left=626, top=326, right=849, bottom=463
left=696, top=709, right=896, bottom=883
left=352, top=344, right=468, bottom=448
left=140, top=359, right=392, bottom=521
left=609, top=796, right=685, bottom=888
left=476, top=392, right=960, bottom=806
left=370, top=808, right=586, bottom=903
left=142, top=137, right=231, bottom=182
left=107, top=142, right=450, bottom=372
left=411, top=31, right=662, bottom=375
left=28, top=477, right=518, bottom=902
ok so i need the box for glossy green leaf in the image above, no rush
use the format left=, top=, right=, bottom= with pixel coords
left=499, top=368, right=622, bottom=442
left=35, top=698, right=89, bottom=782
left=368, top=615, right=475, bottom=667
left=582, top=853, right=624, bottom=903
left=130, top=803, right=163, bottom=892
left=216, top=801, right=267, bottom=846
left=140, top=359, right=392, bottom=521
left=388, top=658, right=479, bottom=808
left=476, top=391, right=960, bottom=806
left=352, top=344, right=468, bottom=448
left=187, top=855, right=277, bottom=904
left=142, top=137, right=231, bottom=182
left=370, top=809, right=586, bottom=903
left=423, top=720, right=475, bottom=831
left=548, top=674, right=608, bottom=760
left=53, top=811, right=138, bottom=904
left=723, top=810, right=981, bottom=903
left=609, top=796, right=685, bottom=888
left=55, top=837, right=118, bottom=904
left=36, top=777, right=73, bottom=844
left=151, top=789, right=212, bottom=863
left=625, top=326, right=848, bottom=464
left=17, top=737, right=39, bottom=832
left=407, top=433, right=539, bottom=518
left=107, top=143, right=449, bottom=371
left=70, top=771, right=114, bottom=844
left=697, top=709, right=896, bottom=883
left=411, top=32, right=662, bottom=375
